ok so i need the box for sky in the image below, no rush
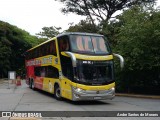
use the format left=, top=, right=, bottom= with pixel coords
left=0, top=0, right=160, bottom=36
left=0, top=0, right=86, bottom=35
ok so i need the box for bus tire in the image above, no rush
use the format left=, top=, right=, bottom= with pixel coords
left=29, top=79, right=32, bottom=89
left=54, top=85, right=62, bottom=100
left=31, top=79, right=36, bottom=90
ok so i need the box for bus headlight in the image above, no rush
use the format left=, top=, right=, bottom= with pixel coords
left=110, top=87, right=115, bottom=91
left=109, top=87, right=115, bottom=93
left=72, top=87, right=85, bottom=93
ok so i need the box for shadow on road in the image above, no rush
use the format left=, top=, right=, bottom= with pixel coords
left=66, top=100, right=111, bottom=105
left=33, top=88, right=111, bottom=105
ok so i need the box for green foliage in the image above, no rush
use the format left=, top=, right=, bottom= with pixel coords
left=66, top=20, right=99, bottom=33
left=56, top=0, right=156, bottom=25
left=36, top=26, right=61, bottom=38
left=0, top=21, right=41, bottom=77
left=116, top=7, right=160, bottom=70
left=99, top=20, right=121, bottom=47
left=0, top=38, right=12, bottom=77
left=113, top=7, right=160, bottom=94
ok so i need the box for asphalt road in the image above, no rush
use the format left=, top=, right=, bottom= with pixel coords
left=0, top=80, right=160, bottom=120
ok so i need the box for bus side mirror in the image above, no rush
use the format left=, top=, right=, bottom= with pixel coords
left=113, top=53, right=124, bottom=70
left=64, top=52, right=77, bottom=67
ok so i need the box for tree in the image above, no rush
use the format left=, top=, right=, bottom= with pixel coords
left=113, top=7, right=160, bottom=94
left=66, top=20, right=99, bottom=33
left=0, top=21, right=41, bottom=77
left=36, top=26, right=61, bottom=38
left=0, top=38, right=12, bottom=78
left=55, top=0, right=156, bottom=25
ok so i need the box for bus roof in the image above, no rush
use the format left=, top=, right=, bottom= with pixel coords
left=57, top=32, right=104, bottom=38
left=27, top=32, right=104, bottom=52
left=27, top=37, right=56, bottom=52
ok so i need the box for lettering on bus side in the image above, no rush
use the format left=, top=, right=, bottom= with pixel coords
left=42, top=57, right=52, bottom=65
left=26, top=56, right=53, bottom=66
left=26, top=59, right=41, bottom=66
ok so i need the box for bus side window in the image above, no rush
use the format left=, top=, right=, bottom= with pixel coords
left=35, top=67, right=41, bottom=76
left=35, top=66, right=59, bottom=78
left=46, top=43, right=50, bottom=55
left=38, top=47, right=41, bottom=57
left=63, top=40, right=69, bottom=51
left=44, top=44, right=48, bottom=56
left=50, top=41, right=57, bottom=56
left=58, top=36, right=70, bottom=52
left=47, top=66, right=59, bottom=78
left=41, top=45, right=44, bottom=56
left=39, top=46, right=43, bottom=57
left=35, top=48, right=38, bottom=58
left=41, top=67, right=46, bottom=77
left=59, top=40, right=63, bottom=52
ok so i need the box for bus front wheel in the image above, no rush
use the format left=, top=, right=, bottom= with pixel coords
left=54, top=85, right=62, bottom=100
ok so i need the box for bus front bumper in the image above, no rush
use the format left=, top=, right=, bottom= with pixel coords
left=72, top=87, right=115, bottom=101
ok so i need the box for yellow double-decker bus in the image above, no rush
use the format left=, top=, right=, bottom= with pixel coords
left=25, top=32, right=124, bottom=101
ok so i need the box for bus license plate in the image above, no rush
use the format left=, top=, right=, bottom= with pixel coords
left=94, top=97, right=101, bottom=100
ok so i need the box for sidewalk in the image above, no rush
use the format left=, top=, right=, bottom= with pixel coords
left=116, top=93, right=160, bottom=99
left=0, top=79, right=17, bottom=93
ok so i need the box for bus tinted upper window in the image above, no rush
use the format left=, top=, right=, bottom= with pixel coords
left=70, top=35, right=110, bottom=54
left=26, top=40, right=57, bottom=60
left=58, top=35, right=70, bottom=52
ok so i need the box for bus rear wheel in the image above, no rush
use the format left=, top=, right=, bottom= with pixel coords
left=29, top=79, right=32, bottom=89
left=30, top=79, right=36, bottom=90
left=54, top=85, right=62, bottom=100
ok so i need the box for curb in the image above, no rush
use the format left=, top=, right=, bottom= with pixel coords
left=116, top=93, right=160, bottom=99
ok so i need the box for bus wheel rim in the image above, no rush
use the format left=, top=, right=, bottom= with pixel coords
left=56, top=88, right=61, bottom=98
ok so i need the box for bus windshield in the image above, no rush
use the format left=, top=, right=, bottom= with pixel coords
left=70, top=35, right=111, bottom=54
left=76, top=60, right=114, bottom=85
